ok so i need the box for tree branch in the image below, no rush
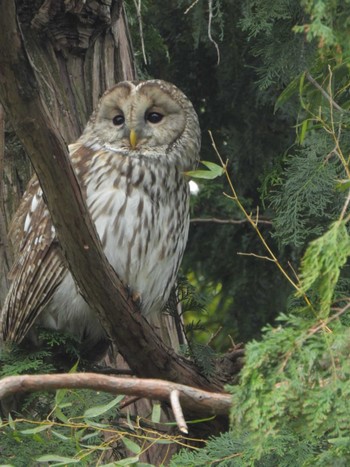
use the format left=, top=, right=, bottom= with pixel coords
left=305, top=72, right=345, bottom=113
left=0, top=0, right=220, bottom=393
left=191, top=217, right=272, bottom=225
left=0, top=373, right=232, bottom=420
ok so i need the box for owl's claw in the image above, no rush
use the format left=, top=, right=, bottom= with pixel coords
left=131, top=291, right=142, bottom=307
left=124, top=283, right=142, bottom=310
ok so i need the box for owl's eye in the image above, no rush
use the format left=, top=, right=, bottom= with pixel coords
left=112, top=115, right=125, bottom=126
left=146, top=112, right=163, bottom=124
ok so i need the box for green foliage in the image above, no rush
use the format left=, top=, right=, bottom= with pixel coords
left=269, top=132, right=345, bottom=247
left=294, top=0, right=350, bottom=58
left=171, top=431, right=248, bottom=466
left=0, top=389, right=125, bottom=466
left=299, top=221, right=350, bottom=316
left=0, top=346, right=54, bottom=378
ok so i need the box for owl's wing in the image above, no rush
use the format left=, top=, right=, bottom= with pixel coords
left=1, top=176, right=66, bottom=343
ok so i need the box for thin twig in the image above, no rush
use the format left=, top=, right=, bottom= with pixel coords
left=305, top=71, right=344, bottom=113
left=339, top=189, right=350, bottom=221
left=170, top=389, right=188, bottom=434
left=119, top=395, right=142, bottom=410
left=208, top=130, right=312, bottom=309
left=184, top=0, right=200, bottom=15
left=191, top=217, right=272, bottom=225
left=307, top=301, right=350, bottom=338
left=208, top=0, right=220, bottom=65
left=207, top=326, right=222, bottom=346
left=237, top=252, right=276, bottom=262
left=133, top=0, right=147, bottom=65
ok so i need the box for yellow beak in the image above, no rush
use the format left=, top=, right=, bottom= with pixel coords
left=129, top=129, right=137, bottom=149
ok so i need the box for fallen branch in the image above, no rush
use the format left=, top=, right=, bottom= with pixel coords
left=0, top=373, right=232, bottom=425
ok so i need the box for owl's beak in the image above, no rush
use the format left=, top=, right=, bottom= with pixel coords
left=129, top=129, right=137, bottom=149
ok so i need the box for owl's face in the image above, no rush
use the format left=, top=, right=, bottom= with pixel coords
left=81, top=80, right=200, bottom=169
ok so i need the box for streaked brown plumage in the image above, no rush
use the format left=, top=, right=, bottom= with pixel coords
left=0, top=80, right=200, bottom=352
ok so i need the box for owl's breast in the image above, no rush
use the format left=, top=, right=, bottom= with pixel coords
left=85, top=152, right=190, bottom=316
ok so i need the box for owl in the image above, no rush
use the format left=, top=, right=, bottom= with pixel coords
left=0, top=80, right=201, bottom=355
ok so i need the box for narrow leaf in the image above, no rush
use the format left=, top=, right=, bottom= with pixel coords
left=114, top=456, right=139, bottom=466
left=83, top=395, right=124, bottom=419
left=51, top=430, right=70, bottom=441
left=122, top=437, right=141, bottom=454
left=274, top=75, right=300, bottom=112
left=186, top=161, right=224, bottom=179
left=151, top=403, right=161, bottom=423
left=8, top=414, right=15, bottom=430
left=54, top=406, right=69, bottom=423
left=20, top=424, right=52, bottom=435
left=36, top=454, right=79, bottom=463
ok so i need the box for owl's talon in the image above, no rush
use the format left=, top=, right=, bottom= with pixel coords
left=131, top=291, right=142, bottom=306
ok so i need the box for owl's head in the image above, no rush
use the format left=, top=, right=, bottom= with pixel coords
left=81, top=80, right=200, bottom=170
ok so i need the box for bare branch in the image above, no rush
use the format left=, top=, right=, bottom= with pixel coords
left=208, top=0, right=220, bottom=65
left=184, top=0, right=200, bottom=15
left=133, top=0, right=147, bottom=65
left=305, top=72, right=345, bottom=113
left=0, top=373, right=232, bottom=417
left=170, top=389, right=188, bottom=434
left=237, top=252, right=277, bottom=262
left=191, top=217, right=272, bottom=225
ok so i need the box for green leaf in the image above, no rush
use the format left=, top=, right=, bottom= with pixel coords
left=298, top=119, right=309, bottom=144
left=8, top=414, right=15, bottom=430
left=55, top=388, right=68, bottom=407
left=336, top=180, right=350, bottom=192
left=186, top=161, right=224, bottom=179
left=122, top=437, right=141, bottom=454
left=51, top=430, right=70, bottom=441
left=83, top=395, right=124, bottom=419
left=113, top=456, right=139, bottom=466
left=54, top=406, right=69, bottom=423
left=20, top=424, right=52, bottom=435
left=151, top=402, right=161, bottom=423
left=36, top=454, right=80, bottom=464
left=274, top=75, right=300, bottom=112
left=126, top=410, right=135, bottom=431
left=83, top=419, right=109, bottom=429
left=69, top=360, right=79, bottom=373
left=80, top=430, right=100, bottom=441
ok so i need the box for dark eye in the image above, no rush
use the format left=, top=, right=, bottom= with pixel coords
left=112, top=115, right=125, bottom=126
left=146, top=112, right=163, bottom=124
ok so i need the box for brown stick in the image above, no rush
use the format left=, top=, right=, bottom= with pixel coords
left=0, top=373, right=232, bottom=416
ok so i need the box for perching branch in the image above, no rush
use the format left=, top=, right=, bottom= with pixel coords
left=0, top=373, right=232, bottom=426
